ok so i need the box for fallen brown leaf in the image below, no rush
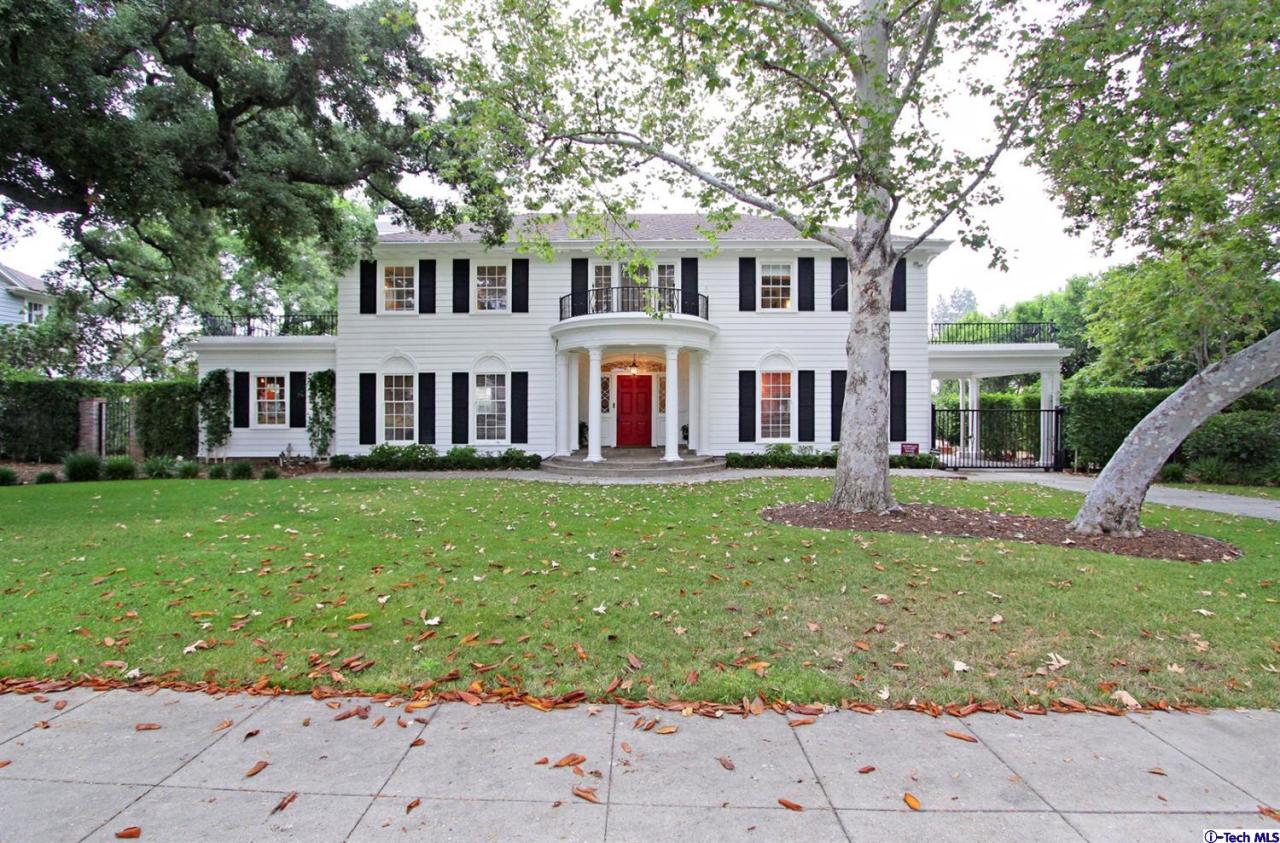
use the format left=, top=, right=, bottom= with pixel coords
left=213, top=720, right=233, bottom=732
left=778, top=798, right=803, bottom=812
left=857, top=765, right=876, bottom=774
left=788, top=717, right=816, bottom=728
left=115, top=828, right=141, bottom=839
left=245, top=760, right=269, bottom=778
left=555, top=753, right=587, bottom=768
left=903, top=792, right=921, bottom=811
left=572, top=785, right=601, bottom=804
left=410, top=738, right=425, bottom=748
left=534, top=757, right=549, bottom=765
left=1147, top=767, right=1167, bottom=776
left=655, top=725, right=678, bottom=735
left=243, top=729, right=260, bottom=741
left=270, top=792, right=297, bottom=814
left=717, top=756, right=735, bottom=771
left=406, top=798, right=421, bottom=814
left=1260, top=805, right=1280, bottom=823
left=0, top=760, right=9, bottom=769
left=944, top=730, right=978, bottom=743
left=134, top=723, right=161, bottom=732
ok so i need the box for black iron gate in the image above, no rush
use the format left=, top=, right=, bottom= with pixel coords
left=99, top=398, right=131, bottom=456
left=931, top=406, right=1065, bottom=470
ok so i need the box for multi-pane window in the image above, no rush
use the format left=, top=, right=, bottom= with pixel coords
left=658, top=375, right=667, bottom=413
left=760, top=372, right=792, bottom=439
left=656, top=263, right=677, bottom=310
left=600, top=377, right=611, bottom=412
left=383, top=375, right=414, bottom=442
left=475, top=373, right=507, bottom=441
left=592, top=264, right=613, bottom=311
left=256, top=376, right=287, bottom=426
left=760, top=262, right=793, bottom=310
left=25, top=301, right=44, bottom=324
left=383, top=266, right=415, bottom=312
left=475, top=264, right=508, bottom=311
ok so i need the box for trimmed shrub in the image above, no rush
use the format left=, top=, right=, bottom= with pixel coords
left=1182, top=411, right=1280, bottom=470
left=0, top=467, right=19, bottom=486
left=207, top=463, right=229, bottom=479
left=1061, top=385, right=1174, bottom=470
left=62, top=451, right=102, bottom=482
left=134, top=381, right=199, bottom=457
left=724, top=450, right=939, bottom=470
left=260, top=467, right=280, bottom=480
left=1188, top=456, right=1234, bottom=484
left=143, top=455, right=176, bottom=479
left=1158, top=462, right=1187, bottom=483
left=0, top=377, right=89, bottom=461
left=229, top=461, right=255, bottom=480
left=34, top=470, right=58, bottom=484
left=176, top=460, right=200, bottom=478
left=103, top=456, right=138, bottom=481
left=329, top=445, right=541, bottom=472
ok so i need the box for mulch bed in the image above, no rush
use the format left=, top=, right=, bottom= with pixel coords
left=761, top=502, right=1240, bottom=562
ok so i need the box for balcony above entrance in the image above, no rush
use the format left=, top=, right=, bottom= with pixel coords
left=559, top=286, right=710, bottom=321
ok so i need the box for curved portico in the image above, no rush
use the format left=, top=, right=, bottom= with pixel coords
left=550, top=312, right=719, bottom=462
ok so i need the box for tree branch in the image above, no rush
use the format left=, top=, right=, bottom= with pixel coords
left=890, top=0, right=943, bottom=124
left=740, top=0, right=865, bottom=77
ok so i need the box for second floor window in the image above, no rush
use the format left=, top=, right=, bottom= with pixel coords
left=256, top=376, right=287, bottom=426
left=384, top=266, right=415, bottom=312
left=592, top=264, right=613, bottom=310
left=25, top=301, right=44, bottom=324
left=760, top=263, right=792, bottom=310
left=475, top=264, right=508, bottom=311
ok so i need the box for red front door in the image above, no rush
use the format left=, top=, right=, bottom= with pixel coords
left=615, top=375, right=652, bottom=447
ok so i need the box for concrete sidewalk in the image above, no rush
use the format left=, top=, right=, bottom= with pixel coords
left=1, top=690, right=1276, bottom=841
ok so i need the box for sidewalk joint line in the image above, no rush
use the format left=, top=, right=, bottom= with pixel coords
left=1125, top=714, right=1266, bottom=806
left=343, top=704, right=436, bottom=841
left=0, top=688, right=108, bottom=748
left=602, top=704, right=619, bottom=841
left=789, top=718, right=852, bottom=842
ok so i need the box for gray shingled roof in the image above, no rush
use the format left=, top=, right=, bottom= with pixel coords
left=0, top=261, right=47, bottom=293
left=377, top=213, right=863, bottom=244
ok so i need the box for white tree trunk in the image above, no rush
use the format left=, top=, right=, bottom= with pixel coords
left=832, top=249, right=896, bottom=512
left=1070, top=328, right=1280, bottom=536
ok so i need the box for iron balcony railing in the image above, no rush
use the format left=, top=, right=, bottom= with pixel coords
left=200, top=312, right=338, bottom=337
left=928, top=321, right=1057, bottom=344
left=559, top=286, right=709, bottom=321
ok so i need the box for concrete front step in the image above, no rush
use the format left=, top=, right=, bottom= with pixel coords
left=540, top=454, right=725, bottom=478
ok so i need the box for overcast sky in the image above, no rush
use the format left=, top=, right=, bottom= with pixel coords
left=0, top=2, right=1138, bottom=315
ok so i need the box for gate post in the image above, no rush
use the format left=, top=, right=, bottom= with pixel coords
left=1053, top=406, right=1066, bottom=472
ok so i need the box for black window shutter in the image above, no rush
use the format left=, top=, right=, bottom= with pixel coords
left=680, top=257, right=699, bottom=315
left=452, top=259, right=470, bottom=313
left=890, top=370, right=907, bottom=441
left=232, top=370, right=250, bottom=428
left=359, top=260, right=376, bottom=314
left=738, top=370, right=756, bottom=442
left=570, top=258, right=588, bottom=316
left=418, top=259, right=436, bottom=314
left=289, top=371, right=306, bottom=429
left=512, top=259, right=529, bottom=313
left=418, top=372, right=435, bottom=444
left=358, top=372, right=376, bottom=445
left=451, top=372, right=468, bottom=444
left=831, top=257, right=848, bottom=311
left=797, top=258, right=815, bottom=311
left=831, top=370, right=846, bottom=442
left=798, top=370, right=815, bottom=441
left=738, top=258, right=756, bottom=311
left=511, top=371, right=528, bottom=443
left=890, top=258, right=907, bottom=312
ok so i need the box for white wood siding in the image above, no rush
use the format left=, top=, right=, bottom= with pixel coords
left=0, top=290, right=25, bottom=325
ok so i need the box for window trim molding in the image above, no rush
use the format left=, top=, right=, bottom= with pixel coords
left=379, top=371, right=417, bottom=445
left=470, top=358, right=511, bottom=445
left=757, top=257, right=798, bottom=312
left=379, top=262, right=418, bottom=316
left=758, top=368, right=797, bottom=443
left=250, top=372, right=289, bottom=429
left=471, top=258, right=513, bottom=315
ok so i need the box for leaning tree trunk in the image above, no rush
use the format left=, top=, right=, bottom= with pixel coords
left=1071, top=328, right=1280, bottom=536
left=832, top=250, right=896, bottom=512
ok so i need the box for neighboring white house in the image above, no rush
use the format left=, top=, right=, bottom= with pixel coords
left=0, top=262, right=52, bottom=327
left=194, top=214, right=1070, bottom=465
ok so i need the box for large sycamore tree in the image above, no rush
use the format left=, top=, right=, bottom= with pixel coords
left=1021, top=0, right=1280, bottom=535
left=0, top=0, right=509, bottom=303
left=447, top=0, right=1040, bottom=511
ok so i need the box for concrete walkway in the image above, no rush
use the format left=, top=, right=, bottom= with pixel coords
left=1, top=690, right=1276, bottom=841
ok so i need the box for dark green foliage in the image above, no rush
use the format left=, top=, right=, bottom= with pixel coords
left=260, top=467, right=280, bottom=480
left=1188, top=456, right=1234, bottom=485
left=33, top=470, right=57, bottom=485
left=330, top=444, right=541, bottom=471
left=62, top=452, right=102, bottom=482
left=0, top=467, right=18, bottom=486
left=1183, top=411, right=1280, bottom=470
left=933, top=392, right=1045, bottom=461
left=103, top=456, right=138, bottom=481
left=176, top=460, right=201, bottom=479
left=229, top=461, right=255, bottom=480
left=143, top=455, right=176, bottom=479
left=198, top=370, right=232, bottom=452
left=206, top=463, right=229, bottom=480
left=133, top=381, right=198, bottom=457
left=1061, top=385, right=1175, bottom=470
left=1158, top=462, right=1186, bottom=483
left=307, top=369, right=336, bottom=457
left=0, top=377, right=87, bottom=461
left=724, top=450, right=940, bottom=469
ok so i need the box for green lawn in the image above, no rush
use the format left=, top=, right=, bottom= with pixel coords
left=1, top=476, right=1276, bottom=709
left=1159, top=482, right=1280, bottom=501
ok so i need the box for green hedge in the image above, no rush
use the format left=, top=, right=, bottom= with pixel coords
left=134, top=381, right=199, bottom=458
left=1060, top=386, right=1174, bottom=470
left=329, top=444, right=542, bottom=471
left=724, top=449, right=940, bottom=469
left=0, top=377, right=96, bottom=461
left=1183, top=411, right=1280, bottom=468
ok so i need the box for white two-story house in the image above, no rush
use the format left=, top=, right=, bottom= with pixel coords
left=0, top=262, right=52, bottom=326
left=194, top=214, right=1070, bottom=467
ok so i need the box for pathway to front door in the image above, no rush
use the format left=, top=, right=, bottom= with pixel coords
left=615, top=374, right=652, bottom=447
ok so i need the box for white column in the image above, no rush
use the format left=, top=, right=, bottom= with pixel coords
left=663, top=345, right=681, bottom=461
left=568, top=352, right=580, bottom=454
left=956, top=378, right=968, bottom=453
left=687, top=351, right=700, bottom=453
left=967, top=376, right=981, bottom=457
left=555, top=352, right=570, bottom=455
left=586, top=346, right=603, bottom=462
